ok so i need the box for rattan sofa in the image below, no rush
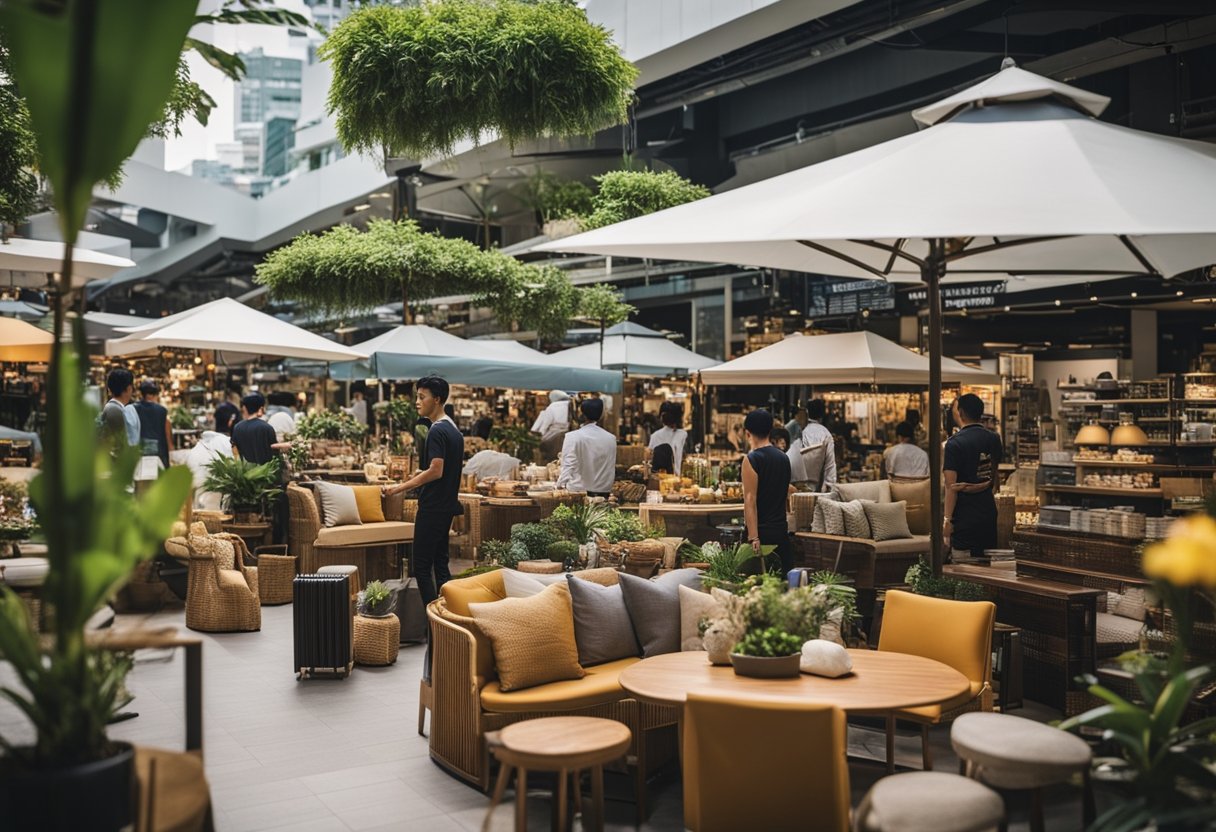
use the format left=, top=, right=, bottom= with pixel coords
left=427, top=570, right=679, bottom=821
left=287, top=483, right=412, bottom=581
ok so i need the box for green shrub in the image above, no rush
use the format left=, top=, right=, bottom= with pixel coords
left=455, top=564, right=501, bottom=580
left=544, top=502, right=610, bottom=545
left=582, top=169, right=711, bottom=230
left=483, top=538, right=531, bottom=569
left=598, top=508, right=663, bottom=543
left=733, top=626, right=803, bottom=658
left=294, top=410, right=368, bottom=442
left=544, top=540, right=579, bottom=567
left=510, top=522, right=560, bottom=560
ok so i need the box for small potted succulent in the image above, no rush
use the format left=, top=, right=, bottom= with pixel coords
left=730, top=627, right=804, bottom=678
left=357, top=580, right=396, bottom=618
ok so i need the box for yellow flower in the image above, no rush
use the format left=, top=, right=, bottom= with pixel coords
left=1142, top=515, right=1216, bottom=589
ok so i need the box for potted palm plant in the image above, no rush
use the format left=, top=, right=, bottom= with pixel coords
left=201, top=456, right=283, bottom=524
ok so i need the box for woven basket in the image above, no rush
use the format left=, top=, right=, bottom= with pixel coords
left=517, top=560, right=563, bottom=574
left=354, top=614, right=400, bottom=666
left=256, top=551, right=297, bottom=605
left=612, top=481, right=646, bottom=504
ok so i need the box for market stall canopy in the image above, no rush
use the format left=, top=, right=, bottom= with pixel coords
left=553, top=322, right=718, bottom=377
left=0, top=299, right=47, bottom=321
left=699, top=331, right=997, bottom=386
left=105, top=297, right=365, bottom=362
left=0, top=316, right=54, bottom=363
left=78, top=311, right=157, bottom=343
left=333, top=324, right=622, bottom=393
left=469, top=336, right=548, bottom=363
left=0, top=237, right=135, bottom=287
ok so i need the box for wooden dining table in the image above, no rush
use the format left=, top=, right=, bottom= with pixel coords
left=620, top=649, right=969, bottom=714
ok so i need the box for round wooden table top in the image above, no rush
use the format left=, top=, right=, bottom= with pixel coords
left=618, top=649, right=971, bottom=714
left=498, top=717, right=632, bottom=770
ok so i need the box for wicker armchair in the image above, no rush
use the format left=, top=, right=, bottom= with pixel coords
left=287, top=483, right=409, bottom=581
left=185, top=533, right=261, bottom=633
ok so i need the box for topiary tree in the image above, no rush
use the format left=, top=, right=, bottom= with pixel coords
left=577, top=283, right=634, bottom=368
left=581, top=169, right=711, bottom=230
left=318, top=0, right=637, bottom=159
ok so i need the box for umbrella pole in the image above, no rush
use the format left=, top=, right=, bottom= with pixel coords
left=925, top=239, right=945, bottom=576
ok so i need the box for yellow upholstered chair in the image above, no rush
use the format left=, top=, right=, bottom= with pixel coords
left=683, top=692, right=850, bottom=832
left=877, top=589, right=995, bottom=772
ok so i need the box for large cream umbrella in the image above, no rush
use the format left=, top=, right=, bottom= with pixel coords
left=0, top=317, right=54, bottom=363
left=540, top=60, right=1216, bottom=570
left=0, top=237, right=134, bottom=287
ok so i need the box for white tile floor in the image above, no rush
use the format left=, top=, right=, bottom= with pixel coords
left=1, top=600, right=1087, bottom=831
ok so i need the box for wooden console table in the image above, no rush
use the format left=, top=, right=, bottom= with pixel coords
left=945, top=564, right=1100, bottom=715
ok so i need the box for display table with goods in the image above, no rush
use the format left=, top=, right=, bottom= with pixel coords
left=943, top=563, right=1100, bottom=715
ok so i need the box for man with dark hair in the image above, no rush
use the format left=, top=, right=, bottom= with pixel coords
left=883, top=420, right=930, bottom=479
left=557, top=397, right=616, bottom=497
left=215, top=385, right=241, bottom=435
left=795, top=398, right=836, bottom=489
left=784, top=407, right=807, bottom=441
left=742, top=409, right=793, bottom=573
left=944, top=393, right=1004, bottom=560
left=133, top=380, right=172, bottom=466
left=100, top=368, right=138, bottom=449
left=232, top=392, right=287, bottom=542
left=386, top=376, right=464, bottom=605
left=647, top=400, right=688, bottom=474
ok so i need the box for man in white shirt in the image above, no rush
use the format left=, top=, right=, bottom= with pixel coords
left=883, top=420, right=931, bottom=479
left=531, top=390, right=571, bottom=461
left=184, top=430, right=234, bottom=509
left=799, top=399, right=837, bottom=489
left=557, top=398, right=617, bottom=496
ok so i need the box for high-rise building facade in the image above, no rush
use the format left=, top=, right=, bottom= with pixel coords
left=235, top=47, right=303, bottom=124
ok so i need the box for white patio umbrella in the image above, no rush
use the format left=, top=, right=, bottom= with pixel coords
left=0, top=237, right=134, bottom=286
left=105, top=297, right=365, bottom=362
left=699, top=331, right=998, bottom=386
left=555, top=321, right=718, bottom=377
left=539, top=59, right=1216, bottom=569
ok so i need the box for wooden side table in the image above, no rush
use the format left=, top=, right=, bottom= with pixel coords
left=221, top=521, right=273, bottom=554
left=486, top=716, right=632, bottom=832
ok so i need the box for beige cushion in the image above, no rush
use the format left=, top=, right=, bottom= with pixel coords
left=872, top=536, right=932, bottom=555
left=502, top=568, right=547, bottom=598
left=1107, top=587, right=1146, bottom=621
left=315, top=521, right=414, bottom=548
left=819, top=499, right=846, bottom=535
left=1097, top=611, right=1143, bottom=645
left=863, top=500, right=913, bottom=541
left=470, top=582, right=583, bottom=692
left=835, top=480, right=891, bottom=503
left=314, top=481, right=362, bottom=528
left=839, top=499, right=871, bottom=538
left=951, top=712, right=1091, bottom=790
left=891, top=479, right=930, bottom=536
left=679, top=584, right=724, bottom=652
left=856, top=771, right=1004, bottom=832
left=570, top=567, right=621, bottom=587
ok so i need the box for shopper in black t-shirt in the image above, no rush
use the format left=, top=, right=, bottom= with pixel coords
left=231, top=393, right=287, bottom=542
left=215, top=386, right=241, bottom=435
left=386, top=376, right=464, bottom=606
left=133, top=380, right=171, bottom=466
left=742, top=409, right=793, bottom=575
left=944, top=393, right=1004, bottom=559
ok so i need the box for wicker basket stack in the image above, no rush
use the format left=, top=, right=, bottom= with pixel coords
left=354, top=614, right=400, bottom=666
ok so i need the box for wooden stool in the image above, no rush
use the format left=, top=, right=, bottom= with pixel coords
left=484, top=717, right=631, bottom=832
left=354, top=614, right=400, bottom=666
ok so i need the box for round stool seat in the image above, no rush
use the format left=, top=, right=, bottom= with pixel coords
left=952, top=712, right=1091, bottom=789
left=857, top=771, right=1005, bottom=832
left=517, top=560, right=563, bottom=575
left=499, top=716, right=631, bottom=769
left=0, top=557, right=48, bottom=587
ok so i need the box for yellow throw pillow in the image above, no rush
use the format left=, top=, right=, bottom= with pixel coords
left=469, top=583, right=584, bottom=692
left=350, top=485, right=386, bottom=523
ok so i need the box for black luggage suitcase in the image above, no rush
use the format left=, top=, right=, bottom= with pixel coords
left=387, top=577, right=428, bottom=645
left=293, top=574, right=353, bottom=679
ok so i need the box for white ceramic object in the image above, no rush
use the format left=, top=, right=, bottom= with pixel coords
left=0, top=557, right=49, bottom=587
left=800, top=639, right=853, bottom=678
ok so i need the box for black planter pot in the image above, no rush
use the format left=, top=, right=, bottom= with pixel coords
left=0, top=741, right=135, bottom=831
left=730, top=652, right=802, bottom=678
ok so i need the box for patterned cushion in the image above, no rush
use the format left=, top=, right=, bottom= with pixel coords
left=350, top=485, right=386, bottom=523
left=819, top=500, right=846, bottom=536
left=1107, top=588, right=1147, bottom=621
left=838, top=500, right=871, bottom=538
left=679, top=584, right=724, bottom=652
left=566, top=575, right=640, bottom=665
left=863, top=500, right=912, bottom=541
left=469, top=583, right=584, bottom=692
left=835, top=480, right=891, bottom=503
left=1097, top=611, right=1143, bottom=645
left=188, top=534, right=235, bottom=571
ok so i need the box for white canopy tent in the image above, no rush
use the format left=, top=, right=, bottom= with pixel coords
left=105, top=297, right=365, bottom=362
left=540, top=60, right=1216, bottom=569
left=332, top=324, right=622, bottom=393
left=0, top=237, right=135, bottom=287
left=553, top=322, right=718, bottom=377
left=699, top=331, right=998, bottom=386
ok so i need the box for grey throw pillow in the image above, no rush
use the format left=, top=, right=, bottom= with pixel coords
left=566, top=575, right=639, bottom=665
left=819, top=499, right=846, bottom=536
left=838, top=499, right=870, bottom=538
left=618, top=568, right=703, bottom=657
left=314, top=481, right=362, bottom=527
left=862, top=500, right=912, bottom=541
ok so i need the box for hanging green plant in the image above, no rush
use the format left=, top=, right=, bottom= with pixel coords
left=581, top=169, right=711, bottom=230
left=318, top=0, right=637, bottom=159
